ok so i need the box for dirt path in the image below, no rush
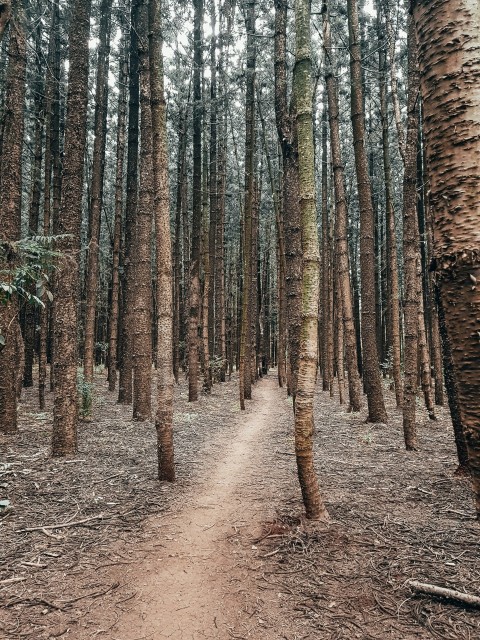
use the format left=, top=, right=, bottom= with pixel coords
left=111, top=376, right=290, bottom=640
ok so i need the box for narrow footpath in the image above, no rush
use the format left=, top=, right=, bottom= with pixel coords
left=110, top=376, right=294, bottom=640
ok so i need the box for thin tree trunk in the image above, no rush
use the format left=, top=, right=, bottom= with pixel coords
left=23, top=11, right=44, bottom=389
left=377, top=6, right=402, bottom=407
left=83, top=0, right=113, bottom=413
left=274, top=0, right=302, bottom=402
left=51, top=0, right=92, bottom=455
left=346, top=0, right=387, bottom=423
left=413, top=0, right=480, bottom=511
left=39, top=1, right=59, bottom=410
left=322, top=0, right=361, bottom=412
left=239, top=0, right=255, bottom=410
left=108, top=7, right=128, bottom=393
left=118, top=0, right=140, bottom=405
left=189, top=0, right=203, bottom=402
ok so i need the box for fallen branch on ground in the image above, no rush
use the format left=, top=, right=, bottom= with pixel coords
left=408, top=580, right=480, bottom=608
left=17, top=514, right=108, bottom=533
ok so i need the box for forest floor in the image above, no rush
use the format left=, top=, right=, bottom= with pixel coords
left=1, top=370, right=480, bottom=640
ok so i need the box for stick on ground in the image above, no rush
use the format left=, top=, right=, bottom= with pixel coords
left=408, top=580, right=480, bottom=608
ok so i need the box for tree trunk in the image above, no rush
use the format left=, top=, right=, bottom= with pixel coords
left=108, top=8, right=128, bottom=393
left=377, top=6, right=402, bottom=408
left=0, top=1, right=26, bottom=434
left=118, top=0, right=140, bottom=405
left=346, top=0, right=387, bottom=423
left=322, top=1, right=361, bottom=412
left=239, top=0, right=255, bottom=410
left=189, top=0, right=203, bottom=402
left=274, top=0, right=302, bottom=402
left=293, top=0, right=328, bottom=521
left=23, top=12, right=44, bottom=389
left=132, top=0, right=153, bottom=421
left=413, top=0, right=480, bottom=512
left=83, top=0, right=113, bottom=414
left=51, top=0, right=92, bottom=455
left=401, top=15, right=420, bottom=451
left=39, top=0, right=59, bottom=410
left=149, top=0, right=174, bottom=481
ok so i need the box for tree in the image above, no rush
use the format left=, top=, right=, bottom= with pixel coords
left=413, top=0, right=480, bottom=513
left=274, top=0, right=302, bottom=402
left=51, top=0, right=92, bottom=456
left=0, top=0, right=26, bottom=434
left=132, top=0, right=154, bottom=421
left=83, top=0, right=113, bottom=413
left=108, top=5, right=128, bottom=393
left=401, top=17, right=419, bottom=451
left=346, top=0, right=387, bottom=423
left=149, top=0, right=174, bottom=480
left=239, top=0, right=255, bottom=410
left=118, top=0, right=140, bottom=405
left=293, top=0, right=328, bottom=521
left=189, top=0, right=203, bottom=402
left=322, top=0, right=361, bottom=412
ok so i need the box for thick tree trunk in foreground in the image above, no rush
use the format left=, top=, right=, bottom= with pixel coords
left=0, top=2, right=26, bottom=434
left=401, top=15, right=420, bottom=451
left=413, top=0, right=480, bottom=512
left=293, top=0, right=328, bottom=521
left=347, top=0, right=387, bottom=423
left=149, top=0, right=174, bottom=481
left=322, top=0, right=361, bottom=412
left=52, top=0, right=92, bottom=456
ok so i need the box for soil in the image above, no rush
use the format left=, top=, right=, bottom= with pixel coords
left=1, top=371, right=479, bottom=639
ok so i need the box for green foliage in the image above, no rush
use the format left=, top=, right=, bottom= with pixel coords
left=0, top=236, right=64, bottom=307
left=77, top=370, right=94, bottom=419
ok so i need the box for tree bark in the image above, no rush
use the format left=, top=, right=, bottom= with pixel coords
left=0, top=0, right=26, bottom=434
left=118, top=0, right=140, bottom=405
left=293, top=0, right=328, bottom=521
left=0, top=0, right=11, bottom=43
left=39, top=0, right=59, bottom=410
left=322, top=1, right=361, bottom=412
left=346, top=0, right=387, bottom=423
left=132, top=0, right=153, bottom=421
left=189, top=0, right=203, bottom=402
left=149, top=0, right=174, bottom=480
left=413, top=0, right=480, bottom=512
left=108, top=7, right=128, bottom=393
left=239, top=0, right=255, bottom=410
left=51, top=0, right=92, bottom=455
left=401, top=15, right=420, bottom=451
left=83, top=0, right=113, bottom=412
left=274, top=0, right=302, bottom=402
left=377, top=5, right=402, bottom=408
